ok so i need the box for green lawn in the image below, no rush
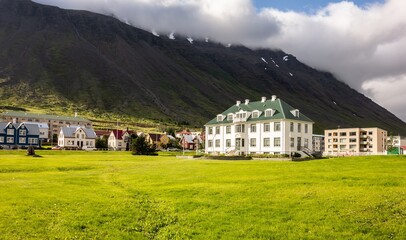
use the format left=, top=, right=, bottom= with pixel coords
left=0, top=151, right=405, bottom=239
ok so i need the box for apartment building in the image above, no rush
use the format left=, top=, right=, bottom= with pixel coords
left=324, top=127, right=387, bottom=155
left=204, top=95, right=314, bottom=155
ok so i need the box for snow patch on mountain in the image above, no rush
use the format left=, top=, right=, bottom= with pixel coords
left=168, top=32, right=175, bottom=40
left=151, top=30, right=159, bottom=37
left=187, top=37, right=193, bottom=44
left=261, top=57, right=268, bottom=64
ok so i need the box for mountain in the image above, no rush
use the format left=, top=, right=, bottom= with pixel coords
left=0, top=0, right=405, bottom=135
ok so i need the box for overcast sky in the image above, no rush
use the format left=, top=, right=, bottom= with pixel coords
left=33, top=0, right=406, bottom=122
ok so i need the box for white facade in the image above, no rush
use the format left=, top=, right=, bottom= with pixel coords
left=58, top=126, right=96, bottom=149
left=108, top=130, right=132, bottom=151
left=204, top=96, right=314, bottom=155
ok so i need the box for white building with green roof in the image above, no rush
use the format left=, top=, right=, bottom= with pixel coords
left=204, top=95, right=314, bottom=155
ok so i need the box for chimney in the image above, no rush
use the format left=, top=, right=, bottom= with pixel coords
left=245, top=99, right=250, bottom=105
left=236, top=100, right=241, bottom=106
left=12, top=118, right=16, bottom=124
left=261, top=96, right=266, bottom=102
left=271, top=95, right=277, bottom=101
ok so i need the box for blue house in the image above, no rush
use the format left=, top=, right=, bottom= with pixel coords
left=0, top=122, right=40, bottom=148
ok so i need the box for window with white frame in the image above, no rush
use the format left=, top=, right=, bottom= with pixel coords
left=226, top=125, right=231, bottom=134
left=19, top=129, right=27, bottom=136
left=215, top=127, right=220, bottom=134
left=263, top=138, right=270, bottom=147
left=250, top=138, right=256, bottom=147
left=7, top=128, right=14, bottom=135
left=250, top=124, right=256, bottom=133
left=208, top=127, right=213, bottom=135
left=290, top=122, right=294, bottom=132
left=305, top=124, right=308, bottom=133
left=226, top=139, right=231, bottom=147
left=264, top=109, right=274, bottom=117
left=235, top=124, right=245, bottom=133
left=274, top=122, right=281, bottom=131
left=304, top=138, right=309, bottom=148
left=0, top=136, right=4, bottom=143
left=215, top=139, right=220, bottom=147
left=217, top=115, right=223, bottom=122
left=227, top=114, right=234, bottom=121
left=274, top=137, right=281, bottom=147
left=290, top=138, right=294, bottom=147
left=298, top=123, right=301, bottom=133
left=7, top=137, right=14, bottom=143
left=208, top=140, right=213, bottom=147
left=236, top=112, right=247, bottom=119
left=264, top=123, right=270, bottom=132
left=19, top=137, right=26, bottom=144
left=252, top=111, right=259, bottom=118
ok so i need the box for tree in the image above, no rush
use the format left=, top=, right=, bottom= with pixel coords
left=131, top=135, right=157, bottom=155
left=96, top=136, right=108, bottom=149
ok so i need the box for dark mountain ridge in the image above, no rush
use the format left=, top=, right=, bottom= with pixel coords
left=0, top=0, right=405, bottom=134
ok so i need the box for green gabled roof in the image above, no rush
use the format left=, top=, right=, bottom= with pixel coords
left=0, top=111, right=91, bottom=123
left=205, top=97, right=313, bottom=125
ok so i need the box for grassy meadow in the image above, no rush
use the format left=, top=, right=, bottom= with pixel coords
left=0, top=150, right=405, bottom=239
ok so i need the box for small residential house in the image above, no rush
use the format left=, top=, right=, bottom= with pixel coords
left=24, top=122, right=49, bottom=142
left=58, top=126, right=97, bottom=149
left=204, top=95, right=314, bottom=155
left=0, top=122, right=40, bottom=148
left=108, top=129, right=134, bottom=151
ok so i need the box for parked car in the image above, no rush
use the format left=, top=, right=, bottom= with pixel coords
left=82, top=146, right=97, bottom=151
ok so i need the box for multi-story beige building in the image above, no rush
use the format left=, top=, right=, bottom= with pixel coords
left=1, top=111, right=91, bottom=141
left=324, top=127, right=387, bottom=156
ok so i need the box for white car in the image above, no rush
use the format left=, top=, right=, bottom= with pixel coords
left=82, top=146, right=97, bottom=151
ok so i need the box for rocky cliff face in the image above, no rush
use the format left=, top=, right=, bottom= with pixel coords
left=0, top=0, right=405, bottom=134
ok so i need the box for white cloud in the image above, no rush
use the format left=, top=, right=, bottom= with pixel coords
left=33, top=0, right=406, bottom=121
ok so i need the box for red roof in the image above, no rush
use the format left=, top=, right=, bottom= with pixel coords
left=112, top=130, right=134, bottom=140
left=95, top=130, right=110, bottom=137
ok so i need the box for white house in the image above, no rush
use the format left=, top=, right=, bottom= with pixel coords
left=204, top=95, right=314, bottom=156
left=108, top=129, right=133, bottom=151
left=58, top=126, right=96, bottom=149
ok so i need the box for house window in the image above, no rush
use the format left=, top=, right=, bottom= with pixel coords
left=290, top=138, right=294, bottom=147
left=7, top=137, right=14, bottom=143
left=340, top=138, right=346, bottom=143
left=350, top=132, right=357, bottom=136
left=349, top=145, right=356, bottom=149
left=368, top=131, right=373, bottom=135
left=208, top=140, right=213, bottom=147
left=349, top=138, right=356, bottom=143
left=217, top=115, right=223, bottom=122
left=263, top=138, right=270, bottom=147
left=250, top=138, right=256, bottom=147
left=82, top=134, right=85, bottom=138
left=226, top=126, right=231, bottom=134
left=340, top=132, right=347, bottom=136
left=328, top=133, right=332, bottom=136
left=304, top=138, right=309, bottom=148
left=235, top=125, right=245, bottom=133
left=264, top=123, right=270, bottom=132
left=19, top=137, right=26, bottom=144
left=215, top=139, right=220, bottom=147
left=250, top=124, right=257, bottom=133
left=226, top=139, right=231, bottom=147
left=28, top=138, right=38, bottom=144
left=0, top=137, right=4, bottom=143
left=236, top=112, right=247, bottom=119
left=264, top=109, right=274, bottom=117
left=208, top=127, right=213, bottom=135
left=298, top=123, right=301, bottom=133
left=339, top=145, right=346, bottom=150
left=290, top=122, right=294, bottom=132
left=274, top=122, right=281, bottom=132
left=76, top=134, right=79, bottom=138
left=305, top=124, right=308, bottom=134
left=252, top=111, right=259, bottom=118
left=215, top=127, right=220, bottom=134
left=19, top=129, right=27, bottom=136
left=227, top=114, right=234, bottom=121
left=274, top=137, right=281, bottom=147
left=7, top=129, right=14, bottom=135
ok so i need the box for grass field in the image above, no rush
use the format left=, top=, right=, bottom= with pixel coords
left=0, top=151, right=405, bottom=239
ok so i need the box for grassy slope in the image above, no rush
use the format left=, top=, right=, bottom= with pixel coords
left=0, top=151, right=405, bottom=239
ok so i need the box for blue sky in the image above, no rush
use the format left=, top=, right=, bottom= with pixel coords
left=253, top=0, right=383, bottom=12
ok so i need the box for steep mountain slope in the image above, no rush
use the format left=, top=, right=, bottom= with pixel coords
left=0, top=0, right=405, bottom=134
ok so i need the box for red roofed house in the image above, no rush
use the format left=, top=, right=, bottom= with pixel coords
left=108, top=129, right=133, bottom=151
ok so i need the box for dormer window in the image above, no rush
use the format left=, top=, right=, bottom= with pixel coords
left=227, top=114, right=234, bottom=121
left=252, top=111, right=260, bottom=118
left=291, top=109, right=300, bottom=117
left=217, top=115, right=224, bottom=122
left=236, top=112, right=247, bottom=119
left=264, top=109, right=275, bottom=117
